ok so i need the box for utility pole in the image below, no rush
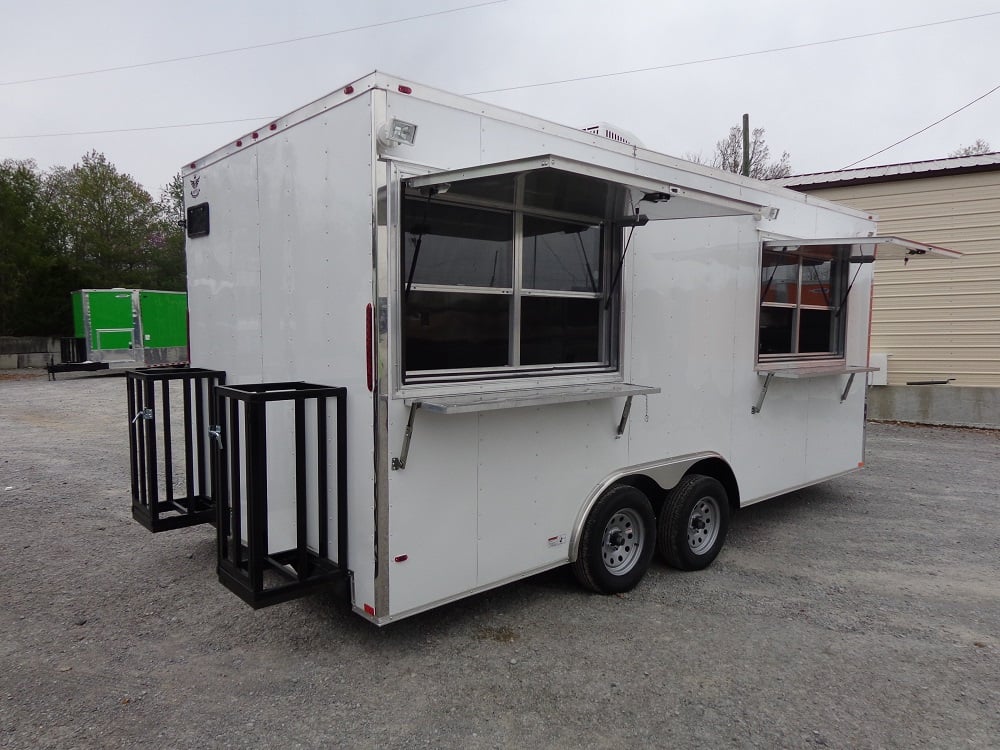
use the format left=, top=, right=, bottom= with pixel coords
left=741, top=113, right=751, bottom=177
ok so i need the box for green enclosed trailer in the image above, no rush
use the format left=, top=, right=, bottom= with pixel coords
left=70, top=289, right=188, bottom=367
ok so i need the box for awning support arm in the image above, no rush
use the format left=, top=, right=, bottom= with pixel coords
left=751, top=372, right=774, bottom=415
left=392, top=402, right=421, bottom=470
left=840, top=373, right=857, bottom=403
left=835, top=263, right=864, bottom=318
left=604, top=212, right=646, bottom=310
left=615, top=396, right=634, bottom=438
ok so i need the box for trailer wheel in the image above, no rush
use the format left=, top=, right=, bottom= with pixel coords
left=573, top=485, right=656, bottom=594
left=658, top=474, right=730, bottom=571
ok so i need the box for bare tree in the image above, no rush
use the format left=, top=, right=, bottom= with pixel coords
left=948, top=139, right=992, bottom=157
left=711, top=125, right=791, bottom=179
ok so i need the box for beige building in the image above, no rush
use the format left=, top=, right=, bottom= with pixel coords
left=776, top=153, right=1000, bottom=426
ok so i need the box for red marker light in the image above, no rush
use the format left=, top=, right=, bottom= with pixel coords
left=363, top=603, right=375, bottom=616
left=235, top=140, right=242, bottom=147
left=365, top=304, right=373, bottom=392
left=393, top=554, right=408, bottom=563
left=397, top=84, right=412, bottom=94
left=252, top=132, right=259, bottom=140
left=269, top=123, right=277, bottom=131
left=344, top=85, right=354, bottom=94
left=189, top=162, right=196, bottom=168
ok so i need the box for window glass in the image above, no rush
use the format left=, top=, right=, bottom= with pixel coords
left=523, top=169, right=616, bottom=217
left=401, top=170, right=621, bottom=380
left=758, top=307, right=794, bottom=356
left=758, top=245, right=848, bottom=360
left=760, top=250, right=798, bottom=304
left=404, top=291, right=510, bottom=371
left=800, top=256, right=834, bottom=308
left=523, top=216, right=602, bottom=292
left=439, top=175, right=516, bottom=206
left=799, top=309, right=835, bottom=353
left=403, top=198, right=512, bottom=288
left=521, top=297, right=601, bottom=365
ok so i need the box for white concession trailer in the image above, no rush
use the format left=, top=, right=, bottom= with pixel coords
left=126, top=72, right=958, bottom=625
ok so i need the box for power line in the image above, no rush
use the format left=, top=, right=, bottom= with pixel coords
left=465, top=10, right=1000, bottom=95
left=4, top=9, right=998, bottom=143
left=0, top=0, right=507, bottom=87
left=840, top=82, right=1000, bottom=169
left=0, top=117, right=275, bottom=140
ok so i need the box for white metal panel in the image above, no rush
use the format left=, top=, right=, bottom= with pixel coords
left=385, top=409, right=479, bottom=615
left=624, top=217, right=746, bottom=466
left=805, top=382, right=865, bottom=478
left=382, top=93, right=483, bottom=171
left=186, top=148, right=264, bottom=383
left=252, top=96, right=378, bottom=604
left=730, top=208, right=876, bottom=504
left=476, top=401, right=630, bottom=585
left=189, top=94, right=379, bottom=606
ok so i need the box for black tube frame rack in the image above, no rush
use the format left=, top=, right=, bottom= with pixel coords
left=213, top=382, right=348, bottom=609
left=128, top=367, right=226, bottom=532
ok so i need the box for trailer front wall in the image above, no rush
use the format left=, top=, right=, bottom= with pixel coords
left=185, top=94, right=378, bottom=609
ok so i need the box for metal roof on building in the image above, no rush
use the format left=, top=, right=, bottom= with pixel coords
left=772, top=152, right=1000, bottom=190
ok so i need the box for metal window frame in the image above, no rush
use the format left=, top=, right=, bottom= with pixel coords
left=758, top=245, right=849, bottom=362
left=399, top=171, right=620, bottom=382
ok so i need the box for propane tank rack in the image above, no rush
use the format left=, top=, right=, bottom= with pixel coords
left=213, top=381, right=348, bottom=609
left=127, top=367, right=226, bottom=532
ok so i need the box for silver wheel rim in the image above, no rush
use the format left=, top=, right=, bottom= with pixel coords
left=601, top=508, right=645, bottom=575
left=687, top=495, right=720, bottom=555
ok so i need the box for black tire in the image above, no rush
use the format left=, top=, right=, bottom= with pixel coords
left=658, top=474, right=730, bottom=571
left=573, top=485, right=656, bottom=594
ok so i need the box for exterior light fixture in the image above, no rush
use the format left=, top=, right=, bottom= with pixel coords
left=377, top=118, right=418, bottom=149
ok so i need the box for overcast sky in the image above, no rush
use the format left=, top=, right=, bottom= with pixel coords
left=2, top=0, right=998, bottom=196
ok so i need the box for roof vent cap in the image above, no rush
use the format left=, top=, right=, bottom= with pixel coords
left=582, top=122, right=644, bottom=148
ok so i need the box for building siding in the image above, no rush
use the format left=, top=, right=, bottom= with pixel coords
left=794, top=171, right=1000, bottom=387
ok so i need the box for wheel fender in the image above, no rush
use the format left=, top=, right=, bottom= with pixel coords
left=569, top=451, right=730, bottom=562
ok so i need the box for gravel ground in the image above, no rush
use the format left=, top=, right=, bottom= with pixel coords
left=0, top=369, right=997, bottom=749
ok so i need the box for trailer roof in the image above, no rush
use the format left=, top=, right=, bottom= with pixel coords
left=182, top=71, right=873, bottom=223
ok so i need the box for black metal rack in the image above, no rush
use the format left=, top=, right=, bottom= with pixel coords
left=127, top=368, right=226, bottom=532
left=60, top=337, right=86, bottom=364
left=213, top=382, right=348, bottom=609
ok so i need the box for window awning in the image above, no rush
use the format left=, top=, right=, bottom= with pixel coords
left=405, top=154, right=765, bottom=222
left=763, top=236, right=961, bottom=260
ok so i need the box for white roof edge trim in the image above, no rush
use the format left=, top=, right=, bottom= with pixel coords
left=763, top=235, right=961, bottom=259
left=405, top=154, right=765, bottom=217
